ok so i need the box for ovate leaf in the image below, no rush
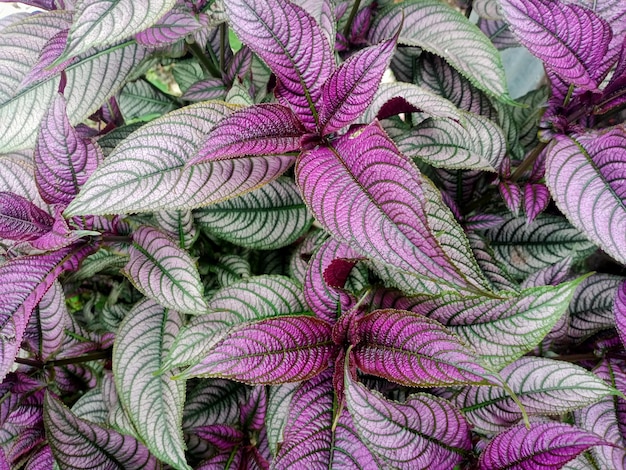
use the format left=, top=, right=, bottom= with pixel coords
left=34, top=93, right=103, bottom=205
left=345, top=366, right=471, bottom=469
left=61, top=0, right=178, bottom=59
left=224, top=0, right=333, bottom=130
left=370, top=0, right=511, bottom=101
left=0, top=192, right=53, bottom=241
left=296, top=121, right=483, bottom=295
left=180, top=316, right=334, bottom=384
left=194, top=177, right=312, bottom=250
left=113, top=299, right=190, bottom=470
left=479, top=422, right=609, bottom=470
left=43, top=393, right=158, bottom=470
left=500, top=0, right=612, bottom=90
left=458, top=357, right=617, bottom=433
left=23, top=281, right=68, bottom=360
left=123, top=226, right=207, bottom=314
left=154, top=210, right=197, bottom=250
left=65, top=102, right=294, bottom=215
left=545, top=128, right=626, bottom=265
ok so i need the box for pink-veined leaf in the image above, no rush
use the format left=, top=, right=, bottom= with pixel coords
left=224, top=0, right=333, bottom=131
left=500, top=0, right=613, bottom=90
left=319, top=33, right=397, bottom=134
left=123, top=226, right=207, bottom=314
left=354, top=309, right=496, bottom=387
left=545, top=127, right=626, bottom=265
left=575, top=358, right=626, bottom=468
left=65, top=102, right=294, bottom=216
left=0, top=192, right=53, bottom=241
left=179, top=315, right=334, bottom=384
left=296, top=121, right=485, bottom=295
left=457, top=357, right=617, bottom=433
left=344, top=362, right=471, bottom=469
left=34, top=93, right=103, bottom=205
left=43, top=393, right=159, bottom=470
left=112, top=299, right=190, bottom=470
left=370, top=0, right=511, bottom=101
left=479, top=422, right=610, bottom=470
left=190, top=104, right=304, bottom=165
left=274, top=369, right=379, bottom=468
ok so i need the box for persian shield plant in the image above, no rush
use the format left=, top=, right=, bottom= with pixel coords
left=1, top=0, right=626, bottom=468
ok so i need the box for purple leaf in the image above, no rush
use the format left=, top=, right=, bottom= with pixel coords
left=500, top=0, right=613, bottom=90
left=65, top=103, right=294, bottom=215
left=183, top=379, right=248, bottom=431
left=521, top=257, right=573, bottom=289
left=615, top=280, right=626, bottom=349
left=112, top=299, right=189, bottom=470
left=479, top=18, right=521, bottom=50
left=344, top=365, right=471, bottom=469
left=24, top=445, right=54, bottom=470
left=289, top=228, right=326, bottom=284
left=479, top=422, right=609, bottom=470
left=0, top=192, right=53, bottom=241
left=191, top=104, right=304, bottom=164
left=224, top=0, right=333, bottom=131
left=274, top=369, right=378, bottom=468
left=0, top=155, right=49, bottom=212
left=499, top=181, right=522, bottom=216
left=224, top=47, right=253, bottom=86
left=524, top=182, right=550, bottom=223
left=370, top=0, right=511, bottom=101
left=319, top=34, right=397, bottom=134
left=296, top=121, right=481, bottom=294
left=466, top=231, right=518, bottom=292
left=304, top=237, right=361, bottom=324
left=43, top=393, right=159, bottom=470
left=34, top=93, right=103, bottom=205
left=457, top=357, right=616, bottom=433
left=23, top=281, right=68, bottom=360
left=181, top=78, right=227, bottom=102
left=124, top=226, right=208, bottom=313
left=19, top=29, right=76, bottom=89
left=354, top=309, right=495, bottom=387
left=546, top=127, right=626, bottom=265
left=135, top=8, right=212, bottom=48
left=180, top=315, right=335, bottom=384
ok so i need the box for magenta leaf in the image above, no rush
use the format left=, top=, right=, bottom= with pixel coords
left=0, top=155, right=48, bottom=212
left=353, top=309, right=495, bottom=387
left=500, top=0, right=613, bottom=90
left=499, top=181, right=522, bottom=216
left=43, top=393, right=159, bottom=470
left=19, top=29, right=76, bottom=89
left=135, top=8, right=212, bottom=48
left=524, top=182, right=551, bottom=224
left=296, top=121, right=484, bottom=294
left=124, top=226, right=208, bottom=314
left=274, top=369, right=378, bottom=468
left=23, top=281, right=68, bottom=360
left=344, top=364, right=471, bottom=469
left=0, top=192, right=53, bottom=241
left=34, top=93, right=103, bottom=205
left=179, top=316, right=334, bottom=384
left=546, top=127, right=626, bottom=265
left=181, top=78, right=227, bottom=102
left=479, top=422, right=610, bottom=470
left=224, top=0, right=333, bottom=131
left=615, top=281, right=626, bottom=349
left=191, top=104, right=304, bottom=164
left=319, top=34, right=397, bottom=134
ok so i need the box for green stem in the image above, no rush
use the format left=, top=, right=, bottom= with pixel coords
left=510, top=141, right=548, bottom=182
left=499, top=379, right=531, bottom=428
left=343, top=0, right=362, bottom=38
left=187, top=40, right=220, bottom=78
left=15, top=349, right=112, bottom=369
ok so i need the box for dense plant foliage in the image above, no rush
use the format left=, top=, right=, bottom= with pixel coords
left=0, top=0, right=625, bottom=468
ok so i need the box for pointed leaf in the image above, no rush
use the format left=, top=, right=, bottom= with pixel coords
left=500, top=0, right=612, bottom=90
left=154, top=210, right=197, bottom=250
left=43, top=393, right=158, bottom=470
left=194, top=177, right=312, bottom=250
left=23, top=281, right=68, bottom=360
left=123, top=226, right=207, bottom=314
left=370, top=0, right=511, bottom=101
left=345, top=367, right=471, bottom=469
left=212, top=254, right=252, bottom=288
left=0, top=31, right=146, bottom=151
left=266, top=383, right=298, bottom=456
left=113, top=299, right=190, bottom=470
left=479, top=422, right=609, bottom=470
left=296, top=121, right=484, bottom=295
left=467, top=231, right=518, bottom=292
left=484, top=214, right=596, bottom=279
left=354, top=309, right=495, bottom=387
left=546, top=128, right=626, bottom=265
left=61, top=0, right=177, bottom=60
left=275, top=369, right=378, bottom=468
left=319, top=34, right=396, bottom=134
left=181, top=78, right=227, bottom=102
left=71, top=388, right=108, bottom=425
left=65, top=102, right=294, bottom=215
left=458, top=357, right=617, bottom=433
left=183, top=379, right=249, bottom=431
left=524, top=182, right=550, bottom=223
left=34, top=93, right=103, bottom=205
left=118, top=80, right=176, bottom=122
left=0, top=155, right=48, bottom=212
left=0, top=192, right=53, bottom=241
left=224, top=0, right=333, bottom=130
left=191, top=104, right=304, bottom=164
left=135, top=8, right=212, bottom=48
left=180, top=316, right=334, bottom=384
